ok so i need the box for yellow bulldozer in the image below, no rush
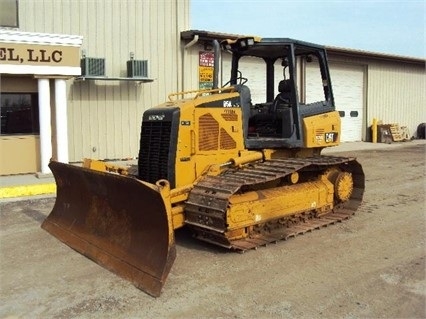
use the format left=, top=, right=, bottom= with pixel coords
left=42, top=37, right=365, bottom=297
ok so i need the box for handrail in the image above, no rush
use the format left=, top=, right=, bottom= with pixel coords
left=168, top=86, right=236, bottom=101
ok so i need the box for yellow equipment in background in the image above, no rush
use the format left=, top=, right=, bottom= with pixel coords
left=42, top=37, right=365, bottom=297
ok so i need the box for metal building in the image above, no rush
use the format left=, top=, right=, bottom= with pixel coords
left=325, top=48, right=425, bottom=142
left=1, top=0, right=189, bottom=175
left=1, top=3, right=424, bottom=176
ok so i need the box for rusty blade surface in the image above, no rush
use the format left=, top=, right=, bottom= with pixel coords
left=41, top=161, right=176, bottom=297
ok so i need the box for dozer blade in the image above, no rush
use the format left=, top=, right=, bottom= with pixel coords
left=41, top=161, right=176, bottom=297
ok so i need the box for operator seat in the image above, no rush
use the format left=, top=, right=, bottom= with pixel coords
left=271, top=79, right=294, bottom=138
left=270, top=79, right=292, bottom=113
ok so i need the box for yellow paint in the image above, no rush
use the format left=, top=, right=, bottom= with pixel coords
left=303, top=111, right=341, bottom=148
left=289, top=172, right=299, bottom=184
left=43, top=85, right=349, bottom=244
left=372, top=118, right=378, bottom=143
left=0, top=183, right=56, bottom=199
left=226, top=177, right=335, bottom=234
left=171, top=205, right=185, bottom=229
left=334, top=172, right=354, bottom=201
left=83, top=159, right=129, bottom=175
left=231, top=151, right=263, bottom=166
left=171, top=94, right=247, bottom=188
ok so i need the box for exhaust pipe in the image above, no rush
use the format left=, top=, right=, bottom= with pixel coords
left=212, top=39, right=220, bottom=89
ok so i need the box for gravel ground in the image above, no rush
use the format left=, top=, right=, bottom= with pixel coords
left=1, top=141, right=425, bottom=319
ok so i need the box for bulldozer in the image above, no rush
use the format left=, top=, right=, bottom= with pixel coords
left=42, top=37, right=365, bottom=297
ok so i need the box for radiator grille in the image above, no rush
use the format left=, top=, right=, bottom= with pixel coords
left=220, top=128, right=236, bottom=150
left=138, top=121, right=172, bottom=184
left=221, top=113, right=238, bottom=121
left=199, top=113, right=219, bottom=151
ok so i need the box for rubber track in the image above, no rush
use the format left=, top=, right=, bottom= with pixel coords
left=185, top=156, right=365, bottom=252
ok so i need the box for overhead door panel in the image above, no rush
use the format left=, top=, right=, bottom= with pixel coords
left=306, top=63, right=365, bottom=142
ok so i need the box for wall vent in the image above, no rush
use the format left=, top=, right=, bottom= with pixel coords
left=81, top=57, right=105, bottom=77
left=127, top=60, right=148, bottom=78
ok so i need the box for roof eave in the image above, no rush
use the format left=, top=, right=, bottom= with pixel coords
left=326, top=46, right=425, bottom=65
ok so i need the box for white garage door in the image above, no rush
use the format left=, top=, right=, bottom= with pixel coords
left=306, top=63, right=365, bottom=142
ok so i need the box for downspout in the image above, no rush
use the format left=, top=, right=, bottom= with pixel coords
left=184, top=34, right=199, bottom=49
left=182, top=35, right=199, bottom=92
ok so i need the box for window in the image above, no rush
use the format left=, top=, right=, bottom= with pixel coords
left=305, top=55, right=326, bottom=104
left=0, top=0, right=19, bottom=28
left=1, top=93, right=39, bottom=134
left=236, top=55, right=267, bottom=104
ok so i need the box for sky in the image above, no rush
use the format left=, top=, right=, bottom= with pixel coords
left=191, top=0, right=425, bottom=58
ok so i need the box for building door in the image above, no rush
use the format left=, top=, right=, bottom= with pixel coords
left=306, top=62, right=365, bottom=142
left=0, top=77, right=40, bottom=175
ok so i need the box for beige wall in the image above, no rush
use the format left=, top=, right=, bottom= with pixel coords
left=18, top=0, right=190, bottom=161
left=367, top=62, right=425, bottom=136
left=1, top=76, right=38, bottom=93
left=328, top=54, right=425, bottom=138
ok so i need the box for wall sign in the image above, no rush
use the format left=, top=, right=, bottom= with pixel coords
left=0, top=42, right=80, bottom=67
left=199, top=51, right=214, bottom=90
